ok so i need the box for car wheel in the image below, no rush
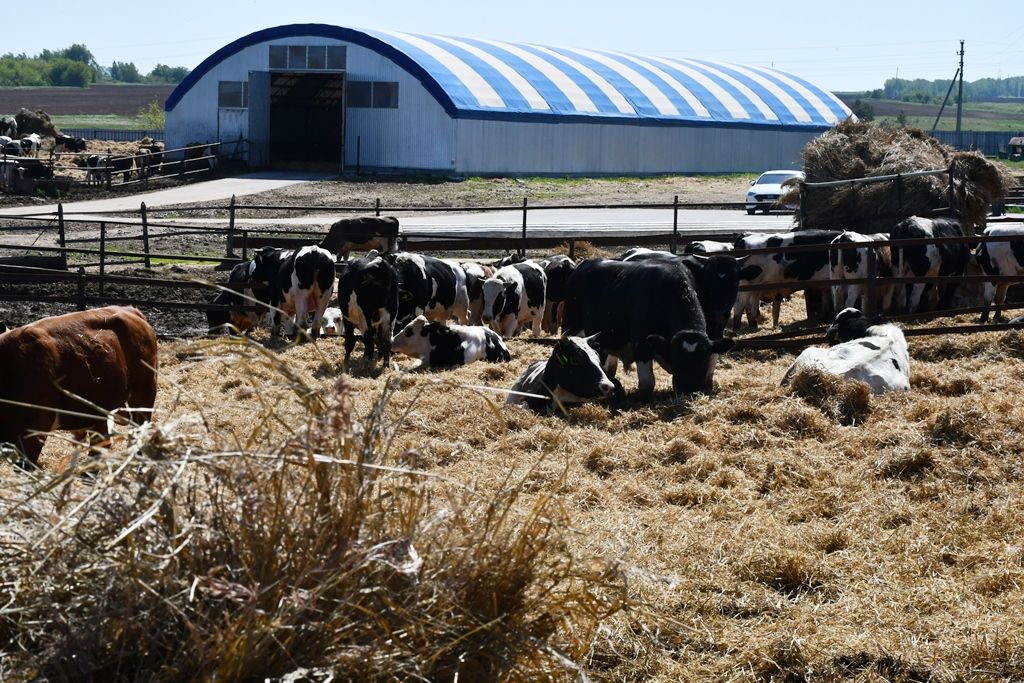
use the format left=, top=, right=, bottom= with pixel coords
left=746, top=208, right=756, bottom=215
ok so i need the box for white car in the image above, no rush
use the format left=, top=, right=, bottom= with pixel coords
left=745, top=169, right=805, bottom=215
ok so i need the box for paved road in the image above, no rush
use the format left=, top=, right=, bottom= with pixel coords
left=0, top=171, right=331, bottom=217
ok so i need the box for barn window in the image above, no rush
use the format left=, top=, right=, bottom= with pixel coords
left=269, top=44, right=346, bottom=71
left=307, top=45, right=326, bottom=70
left=288, top=45, right=306, bottom=69
left=347, top=81, right=372, bottom=108
left=218, top=81, right=248, bottom=108
left=326, top=45, right=347, bottom=70
left=372, top=82, right=399, bottom=109
left=269, top=45, right=288, bottom=69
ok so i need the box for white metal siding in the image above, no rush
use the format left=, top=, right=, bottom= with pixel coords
left=166, top=36, right=455, bottom=170
left=454, top=119, right=816, bottom=175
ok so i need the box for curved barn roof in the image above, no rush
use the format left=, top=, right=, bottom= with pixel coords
left=167, top=24, right=850, bottom=129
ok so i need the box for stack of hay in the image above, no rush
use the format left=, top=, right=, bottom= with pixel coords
left=13, top=108, right=61, bottom=138
left=786, top=119, right=1015, bottom=234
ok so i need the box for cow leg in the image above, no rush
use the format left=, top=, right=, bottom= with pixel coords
left=7, top=432, right=46, bottom=469
left=993, top=283, right=1010, bottom=322
left=907, top=283, right=927, bottom=314
left=343, top=320, right=357, bottom=361
left=530, top=312, right=542, bottom=337
left=603, top=355, right=619, bottom=379
left=980, top=282, right=996, bottom=322
left=636, top=361, right=656, bottom=397
left=772, top=296, right=783, bottom=328
left=310, top=290, right=332, bottom=341
left=731, top=294, right=746, bottom=331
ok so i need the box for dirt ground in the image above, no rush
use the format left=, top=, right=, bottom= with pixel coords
left=0, top=85, right=174, bottom=118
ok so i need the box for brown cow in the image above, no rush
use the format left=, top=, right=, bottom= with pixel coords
left=320, top=216, right=400, bottom=259
left=0, top=306, right=158, bottom=467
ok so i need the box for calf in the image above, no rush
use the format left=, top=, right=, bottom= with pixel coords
left=250, top=245, right=336, bottom=340
left=829, top=231, right=895, bottom=313
left=976, top=225, right=1024, bottom=322
left=14, top=158, right=53, bottom=181
left=890, top=216, right=969, bottom=313
left=0, top=306, right=158, bottom=467
left=337, top=252, right=399, bottom=365
left=384, top=252, right=469, bottom=325
left=539, top=255, right=576, bottom=333
left=461, top=261, right=496, bottom=325
left=1, top=139, right=21, bottom=157
left=782, top=307, right=910, bottom=395
left=18, top=133, right=41, bottom=157
left=620, top=247, right=674, bottom=261
left=732, top=229, right=842, bottom=330
left=392, top=315, right=511, bottom=369
left=481, top=260, right=547, bottom=337
left=55, top=134, right=87, bottom=153
left=320, top=307, right=344, bottom=336
left=562, top=258, right=733, bottom=398
left=507, top=335, right=615, bottom=414
left=320, top=216, right=400, bottom=259
left=206, top=260, right=263, bottom=335
left=684, top=240, right=733, bottom=255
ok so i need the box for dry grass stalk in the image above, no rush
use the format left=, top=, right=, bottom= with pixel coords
left=787, top=366, right=872, bottom=425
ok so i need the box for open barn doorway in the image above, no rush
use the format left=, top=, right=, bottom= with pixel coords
left=268, top=72, right=345, bottom=165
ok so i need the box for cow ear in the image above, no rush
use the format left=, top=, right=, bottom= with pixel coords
left=646, top=334, right=669, bottom=356
left=504, top=280, right=518, bottom=293
left=711, top=337, right=735, bottom=354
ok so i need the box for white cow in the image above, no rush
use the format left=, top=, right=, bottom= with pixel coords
left=782, top=308, right=910, bottom=394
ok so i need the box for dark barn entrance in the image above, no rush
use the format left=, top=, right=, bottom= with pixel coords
left=269, top=72, right=345, bottom=163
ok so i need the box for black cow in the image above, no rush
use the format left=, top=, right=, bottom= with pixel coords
left=890, top=216, right=969, bottom=313
left=338, top=252, right=399, bottom=364
left=383, top=252, right=469, bottom=325
left=562, top=258, right=734, bottom=398
left=391, top=315, right=511, bottom=369
left=13, top=158, right=53, bottom=181
left=206, top=261, right=264, bottom=335
left=492, top=253, right=527, bottom=268
left=320, top=216, right=400, bottom=259
left=507, top=335, right=616, bottom=414
left=1, top=139, right=21, bottom=157
left=0, top=116, right=16, bottom=138
left=54, top=134, right=87, bottom=153
left=249, top=245, right=336, bottom=340
left=460, top=261, right=496, bottom=325
left=539, top=255, right=576, bottom=333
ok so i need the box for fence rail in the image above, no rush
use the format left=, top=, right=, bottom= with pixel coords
left=57, top=128, right=164, bottom=142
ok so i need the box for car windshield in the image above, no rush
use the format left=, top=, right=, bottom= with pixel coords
left=757, top=172, right=801, bottom=185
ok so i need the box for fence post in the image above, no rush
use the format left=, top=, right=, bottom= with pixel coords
left=226, top=194, right=237, bottom=257
left=356, top=136, right=361, bottom=176
left=99, top=222, right=106, bottom=296
left=141, top=202, right=151, bottom=269
left=896, top=173, right=904, bottom=215
left=568, top=240, right=576, bottom=260
left=520, top=197, right=528, bottom=257
left=864, top=247, right=878, bottom=319
left=76, top=267, right=86, bottom=311
left=106, top=147, right=112, bottom=190
left=798, top=182, right=806, bottom=229
left=57, top=203, right=68, bottom=270
left=242, top=230, right=249, bottom=261
left=375, top=197, right=381, bottom=217
left=671, top=194, right=679, bottom=254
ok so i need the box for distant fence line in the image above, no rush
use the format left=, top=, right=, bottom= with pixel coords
left=58, top=128, right=164, bottom=142
left=931, top=130, right=1024, bottom=157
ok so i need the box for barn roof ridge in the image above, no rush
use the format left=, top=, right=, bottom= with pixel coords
left=166, top=23, right=850, bottom=130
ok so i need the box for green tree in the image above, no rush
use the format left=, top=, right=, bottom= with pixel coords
left=146, top=64, right=190, bottom=84
left=111, top=61, right=141, bottom=83
left=47, top=59, right=93, bottom=87
left=138, top=99, right=165, bottom=129
left=896, top=111, right=908, bottom=127
left=851, top=99, right=875, bottom=121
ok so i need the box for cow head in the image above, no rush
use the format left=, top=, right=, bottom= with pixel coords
left=825, top=307, right=875, bottom=345
left=542, top=335, right=615, bottom=407
left=646, top=330, right=734, bottom=396
left=391, top=315, right=432, bottom=359
left=481, top=277, right=516, bottom=325
left=248, top=246, right=279, bottom=283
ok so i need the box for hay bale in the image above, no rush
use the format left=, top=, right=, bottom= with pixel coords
left=788, top=119, right=1015, bottom=234
left=14, top=108, right=60, bottom=138
left=787, top=366, right=872, bottom=425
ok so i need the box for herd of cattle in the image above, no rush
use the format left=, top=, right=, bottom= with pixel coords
left=6, top=210, right=1024, bottom=468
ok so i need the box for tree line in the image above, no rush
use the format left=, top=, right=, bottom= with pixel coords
left=857, top=75, right=1024, bottom=103
left=0, top=44, right=189, bottom=87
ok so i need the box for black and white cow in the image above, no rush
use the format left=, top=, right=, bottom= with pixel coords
left=683, top=240, right=733, bottom=255
left=320, top=307, right=343, bottom=336
left=492, top=253, right=526, bottom=268
left=1, top=138, right=21, bottom=157
left=18, top=134, right=41, bottom=157
left=383, top=252, right=469, bottom=325
left=13, top=158, right=52, bottom=181
left=0, top=116, right=16, bottom=138
left=206, top=260, right=263, bottom=335
left=782, top=307, right=910, bottom=394
left=337, top=251, right=399, bottom=365
left=54, top=134, right=87, bottom=153
left=78, top=154, right=133, bottom=184
left=481, top=260, right=547, bottom=337
left=732, top=229, right=842, bottom=330
left=320, top=216, right=400, bottom=259
left=249, top=245, right=336, bottom=340
left=829, top=231, right=895, bottom=313
left=562, top=258, right=734, bottom=398
left=391, top=315, right=511, bottom=369
left=890, top=216, right=969, bottom=314
left=507, top=335, right=616, bottom=414
left=461, top=261, right=496, bottom=325
left=976, top=225, right=1024, bottom=322
left=539, top=255, right=576, bottom=334
left=619, top=247, right=674, bottom=261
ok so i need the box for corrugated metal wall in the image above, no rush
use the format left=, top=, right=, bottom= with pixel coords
left=454, top=119, right=816, bottom=175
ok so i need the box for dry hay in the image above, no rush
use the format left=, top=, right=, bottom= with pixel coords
left=790, top=118, right=1016, bottom=234
left=13, top=108, right=60, bottom=138
left=787, top=365, right=872, bottom=425
left=7, top=296, right=1024, bottom=680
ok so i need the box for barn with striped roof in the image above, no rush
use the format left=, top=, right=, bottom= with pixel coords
left=165, top=23, right=851, bottom=174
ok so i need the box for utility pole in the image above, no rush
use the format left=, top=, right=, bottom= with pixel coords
left=956, top=40, right=965, bottom=133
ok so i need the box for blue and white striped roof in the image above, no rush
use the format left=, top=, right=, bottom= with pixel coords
left=168, top=24, right=850, bottom=129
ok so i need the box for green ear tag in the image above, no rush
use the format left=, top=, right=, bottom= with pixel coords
left=557, top=353, right=569, bottom=364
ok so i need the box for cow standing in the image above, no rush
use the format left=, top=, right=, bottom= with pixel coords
left=206, top=260, right=265, bottom=335
left=0, top=307, right=158, bottom=467
left=539, top=255, right=576, bottom=334
left=320, top=216, right=400, bottom=259
left=562, top=258, right=733, bottom=398
left=829, top=231, right=895, bottom=313
left=890, top=216, right=969, bottom=314
left=0, top=116, right=16, bottom=138
left=337, top=252, right=399, bottom=365
left=461, top=261, right=496, bottom=325
left=250, top=246, right=336, bottom=340
left=384, top=252, right=469, bottom=326
left=481, top=261, right=547, bottom=337
left=976, top=225, right=1024, bottom=322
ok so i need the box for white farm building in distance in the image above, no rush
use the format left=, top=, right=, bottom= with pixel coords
left=165, top=24, right=851, bottom=175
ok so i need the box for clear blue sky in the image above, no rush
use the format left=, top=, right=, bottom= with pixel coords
left=6, top=0, right=1023, bottom=92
